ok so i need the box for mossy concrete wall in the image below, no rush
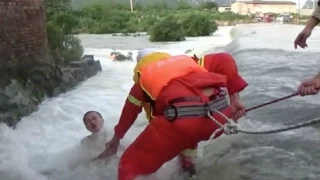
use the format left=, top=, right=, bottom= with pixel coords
left=0, top=0, right=49, bottom=74
left=0, top=0, right=102, bottom=127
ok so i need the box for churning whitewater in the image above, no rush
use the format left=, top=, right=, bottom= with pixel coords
left=1, top=25, right=320, bottom=180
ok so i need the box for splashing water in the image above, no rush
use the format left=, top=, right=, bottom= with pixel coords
left=2, top=25, right=320, bottom=180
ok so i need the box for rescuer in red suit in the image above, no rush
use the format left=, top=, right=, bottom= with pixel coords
left=97, top=49, right=248, bottom=180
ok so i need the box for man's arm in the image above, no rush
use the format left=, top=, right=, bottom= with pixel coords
left=294, top=7, right=320, bottom=49
left=94, top=85, right=146, bottom=160
left=114, top=83, right=146, bottom=139
left=204, top=53, right=248, bottom=95
left=305, top=14, right=320, bottom=31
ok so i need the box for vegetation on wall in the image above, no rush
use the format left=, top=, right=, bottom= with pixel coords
left=45, top=0, right=84, bottom=64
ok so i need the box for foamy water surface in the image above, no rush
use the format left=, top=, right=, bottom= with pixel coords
left=1, top=24, right=320, bottom=180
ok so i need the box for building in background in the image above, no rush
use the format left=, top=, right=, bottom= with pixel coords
left=231, top=0, right=297, bottom=15
left=299, top=0, right=317, bottom=16
left=218, top=6, right=232, bottom=12
left=216, top=0, right=235, bottom=12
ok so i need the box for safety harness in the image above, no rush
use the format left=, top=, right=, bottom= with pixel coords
left=163, top=90, right=229, bottom=121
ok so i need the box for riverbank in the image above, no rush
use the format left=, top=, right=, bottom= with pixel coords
left=0, top=55, right=102, bottom=127
left=216, top=19, right=254, bottom=26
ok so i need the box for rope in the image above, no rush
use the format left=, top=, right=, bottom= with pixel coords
left=203, top=113, right=320, bottom=150
left=232, top=91, right=320, bottom=134
left=245, top=92, right=300, bottom=112
left=203, top=91, right=319, bottom=144
left=236, top=117, right=320, bottom=134
left=207, top=109, right=320, bottom=136
left=203, top=91, right=319, bottom=150
left=204, top=111, right=320, bottom=150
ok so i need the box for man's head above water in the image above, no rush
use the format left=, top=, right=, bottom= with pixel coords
left=83, top=111, right=104, bottom=133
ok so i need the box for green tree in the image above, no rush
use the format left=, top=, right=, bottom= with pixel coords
left=149, top=15, right=185, bottom=42
left=71, top=1, right=251, bottom=42
left=179, top=11, right=218, bottom=36
left=45, top=0, right=72, bottom=20
left=45, top=0, right=83, bottom=64
left=199, top=1, right=218, bottom=10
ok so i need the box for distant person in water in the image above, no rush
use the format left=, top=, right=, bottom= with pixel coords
left=110, top=52, right=133, bottom=61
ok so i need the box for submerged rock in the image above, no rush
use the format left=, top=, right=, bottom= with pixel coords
left=110, top=51, right=133, bottom=61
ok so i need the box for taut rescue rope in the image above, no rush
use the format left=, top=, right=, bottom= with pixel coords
left=245, top=92, right=300, bottom=112
left=206, top=91, right=320, bottom=139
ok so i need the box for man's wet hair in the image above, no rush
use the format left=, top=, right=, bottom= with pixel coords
left=83, top=111, right=102, bottom=122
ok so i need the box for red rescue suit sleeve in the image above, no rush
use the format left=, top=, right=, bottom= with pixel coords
left=114, top=83, right=146, bottom=139
left=203, top=53, right=248, bottom=95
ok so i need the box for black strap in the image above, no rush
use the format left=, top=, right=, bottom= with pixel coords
left=164, top=94, right=229, bottom=121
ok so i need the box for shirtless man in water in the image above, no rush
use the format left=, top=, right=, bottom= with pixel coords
left=40, top=111, right=109, bottom=172
left=82, top=111, right=126, bottom=160
left=81, top=111, right=110, bottom=160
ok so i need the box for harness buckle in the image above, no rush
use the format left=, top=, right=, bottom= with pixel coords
left=166, top=104, right=178, bottom=122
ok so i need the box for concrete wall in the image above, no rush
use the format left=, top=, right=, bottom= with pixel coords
left=0, top=0, right=49, bottom=74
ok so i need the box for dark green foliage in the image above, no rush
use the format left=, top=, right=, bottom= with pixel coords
left=178, top=11, right=218, bottom=36
left=45, top=0, right=84, bottom=64
left=56, top=0, right=250, bottom=42
left=149, top=15, right=186, bottom=42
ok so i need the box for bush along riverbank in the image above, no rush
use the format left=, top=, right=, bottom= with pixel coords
left=70, top=0, right=250, bottom=42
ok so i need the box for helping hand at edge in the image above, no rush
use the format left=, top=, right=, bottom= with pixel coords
left=93, top=134, right=120, bottom=161
left=298, top=73, right=320, bottom=96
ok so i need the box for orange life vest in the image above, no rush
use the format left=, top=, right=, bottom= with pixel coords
left=137, top=55, right=207, bottom=100
left=133, top=52, right=172, bottom=121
